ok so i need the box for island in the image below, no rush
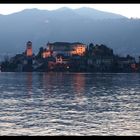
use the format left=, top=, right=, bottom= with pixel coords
left=0, top=41, right=140, bottom=73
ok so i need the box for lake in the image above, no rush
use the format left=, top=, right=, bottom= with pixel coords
left=0, top=72, right=140, bottom=135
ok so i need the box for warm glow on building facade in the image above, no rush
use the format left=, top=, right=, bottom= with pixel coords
left=56, top=57, right=63, bottom=63
left=71, top=44, right=86, bottom=56
left=47, top=42, right=86, bottom=57
left=42, top=50, right=51, bottom=58
left=26, top=41, right=33, bottom=57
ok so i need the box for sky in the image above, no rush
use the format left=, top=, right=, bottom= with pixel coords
left=0, top=4, right=140, bottom=18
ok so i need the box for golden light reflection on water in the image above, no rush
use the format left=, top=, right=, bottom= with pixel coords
left=73, top=73, right=85, bottom=94
left=26, top=72, right=32, bottom=98
left=3, top=73, right=138, bottom=135
left=72, top=73, right=86, bottom=104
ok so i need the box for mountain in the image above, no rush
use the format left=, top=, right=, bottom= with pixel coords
left=0, top=7, right=140, bottom=57
left=74, top=7, right=126, bottom=19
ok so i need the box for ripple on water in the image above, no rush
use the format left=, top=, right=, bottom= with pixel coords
left=0, top=73, right=140, bottom=135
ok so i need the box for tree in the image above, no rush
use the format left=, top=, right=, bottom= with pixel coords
left=37, top=47, right=44, bottom=59
left=89, top=43, right=94, bottom=51
left=86, top=43, right=94, bottom=57
left=139, top=56, right=140, bottom=63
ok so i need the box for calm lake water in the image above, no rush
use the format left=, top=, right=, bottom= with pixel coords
left=0, top=72, right=140, bottom=135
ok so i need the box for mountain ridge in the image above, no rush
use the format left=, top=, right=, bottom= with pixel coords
left=0, top=7, right=139, bottom=57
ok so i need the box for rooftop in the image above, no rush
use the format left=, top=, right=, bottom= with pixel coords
left=47, top=42, right=86, bottom=46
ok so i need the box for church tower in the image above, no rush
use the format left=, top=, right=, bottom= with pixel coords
left=26, top=41, right=33, bottom=57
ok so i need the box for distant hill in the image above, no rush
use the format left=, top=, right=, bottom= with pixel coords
left=74, top=7, right=126, bottom=19
left=0, top=7, right=140, bottom=57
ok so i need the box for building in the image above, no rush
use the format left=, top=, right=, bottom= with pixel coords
left=46, top=42, right=86, bottom=57
left=86, top=44, right=114, bottom=72
left=42, top=48, right=52, bottom=58
left=116, top=56, right=136, bottom=69
left=70, top=43, right=86, bottom=56
left=26, top=41, right=33, bottom=57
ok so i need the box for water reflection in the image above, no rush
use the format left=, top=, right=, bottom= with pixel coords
left=26, top=72, right=32, bottom=98
left=1, top=73, right=139, bottom=135
left=71, top=73, right=86, bottom=105
left=72, top=73, right=85, bottom=94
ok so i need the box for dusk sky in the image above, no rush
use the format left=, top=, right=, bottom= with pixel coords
left=0, top=4, right=140, bottom=18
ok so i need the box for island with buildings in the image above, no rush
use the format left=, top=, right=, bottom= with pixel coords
left=0, top=41, right=140, bottom=73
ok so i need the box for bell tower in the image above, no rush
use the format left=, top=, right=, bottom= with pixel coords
left=26, top=41, right=32, bottom=57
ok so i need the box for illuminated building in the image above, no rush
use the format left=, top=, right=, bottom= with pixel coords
left=42, top=49, right=52, bottom=58
left=46, top=42, right=86, bottom=57
left=26, top=41, right=33, bottom=57
left=56, top=56, right=63, bottom=64
left=71, top=44, right=86, bottom=56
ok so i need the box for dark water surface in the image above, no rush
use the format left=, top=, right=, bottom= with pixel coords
left=0, top=72, right=140, bottom=135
